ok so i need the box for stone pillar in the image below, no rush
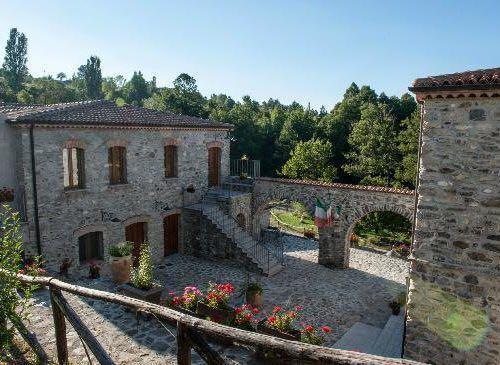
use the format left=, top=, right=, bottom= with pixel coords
left=318, top=222, right=349, bottom=269
left=406, top=72, right=500, bottom=365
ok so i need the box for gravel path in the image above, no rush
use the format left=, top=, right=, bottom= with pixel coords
left=20, top=235, right=409, bottom=364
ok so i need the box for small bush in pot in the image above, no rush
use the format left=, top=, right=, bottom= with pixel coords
left=108, top=241, right=133, bottom=284
left=300, top=324, right=331, bottom=345
left=257, top=305, right=303, bottom=341
left=164, top=286, right=204, bottom=315
left=389, top=300, right=401, bottom=315
left=197, top=282, right=235, bottom=323
left=231, top=304, right=260, bottom=331
left=88, top=261, right=100, bottom=279
left=119, top=243, right=162, bottom=304
left=245, top=282, right=263, bottom=308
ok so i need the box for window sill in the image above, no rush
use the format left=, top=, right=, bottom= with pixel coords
left=164, top=177, right=179, bottom=181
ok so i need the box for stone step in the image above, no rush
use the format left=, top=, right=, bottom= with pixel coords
left=371, top=311, right=405, bottom=358
left=333, top=322, right=382, bottom=354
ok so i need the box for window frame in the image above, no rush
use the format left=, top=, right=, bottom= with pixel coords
left=108, top=146, right=127, bottom=185
left=63, top=147, right=85, bottom=189
left=164, top=145, right=178, bottom=178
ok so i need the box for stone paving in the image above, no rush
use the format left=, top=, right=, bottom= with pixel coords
left=20, top=235, right=408, bottom=364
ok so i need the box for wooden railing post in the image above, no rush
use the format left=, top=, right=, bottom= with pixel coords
left=177, top=321, right=191, bottom=365
left=50, top=287, right=68, bottom=365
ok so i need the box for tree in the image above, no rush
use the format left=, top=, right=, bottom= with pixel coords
left=123, top=71, right=149, bottom=105
left=56, top=72, right=66, bottom=81
left=281, top=139, right=337, bottom=182
left=344, top=103, right=400, bottom=186
left=82, top=56, right=103, bottom=99
left=2, top=28, right=28, bottom=92
left=395, top=110, right=420, bottom=187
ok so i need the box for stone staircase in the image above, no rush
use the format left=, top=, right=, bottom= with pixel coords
left=333, top=311, right=405, bottom=358
left=187, top=188, right=284, bottom=277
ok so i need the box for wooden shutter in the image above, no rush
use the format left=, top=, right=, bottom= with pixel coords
left=109, top=147, right=126, bottom=184
left=165, top=145, right=177, bottom=178
left=76, top=148, right=85, bottom=188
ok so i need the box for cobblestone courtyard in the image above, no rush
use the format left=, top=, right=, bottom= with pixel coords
left=21, top=235, right=409, bottom=364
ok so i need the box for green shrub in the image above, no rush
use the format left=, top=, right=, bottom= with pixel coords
left=108, top=241, right=133, bottom=257
left=246, top=282, right=263, bottom=294
left=130, top=243, right=153, bottom=290
left=0, top=205, right=38, bottom=349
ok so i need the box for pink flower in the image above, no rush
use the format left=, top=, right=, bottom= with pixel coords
left=273, top=306, right=282, bottom=313
left=267, top=316, right=276, bottom=323
left=321, top=326, right=331, bottom=333
left=295, top=305, right=303, bottom=311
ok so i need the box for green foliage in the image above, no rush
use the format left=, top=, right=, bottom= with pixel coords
left=2, top=28, right=28, bottom=92
left=0, top=205, right=36, bottom=349
left=130, top=243, right=154, bottom=290
left=82, top=55, right=103, bottom=100
left=282, top=139, right=337, bottom=182
left=246, top=282, right=263, bottom=294
left=123, top=71, right=149, bottom=106
left=108, top=241, right=133, bottom=257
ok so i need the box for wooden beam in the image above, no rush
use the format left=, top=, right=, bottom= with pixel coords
left=186, top=326, right=228, bottom=365
left=177, top=321, right=191, bottom=365
left=50, top=288, right=68, bottom=365
left=51, top=290, right=115, bottom=365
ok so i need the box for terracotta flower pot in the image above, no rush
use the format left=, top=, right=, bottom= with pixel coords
left=109, top=255, right=132, bottom=284
left=118, top=283, right=163, bottom=304
left=246, top=291, right=263, bottom=308
left=256, top=320, right=301, bottom=341
left=197, top=302, right=235, bottom=324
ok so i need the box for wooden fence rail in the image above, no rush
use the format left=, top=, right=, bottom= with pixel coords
left=12, top=272, right=423, bottom=365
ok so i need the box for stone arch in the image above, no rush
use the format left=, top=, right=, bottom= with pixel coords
left=73, top=223, right=110, bottom=265
left=343, top=204, right=413, bottom=251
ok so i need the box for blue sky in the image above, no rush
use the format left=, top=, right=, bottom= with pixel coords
left=1, top=0, right=499, bottom=109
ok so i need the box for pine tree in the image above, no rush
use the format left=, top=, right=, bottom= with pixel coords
left=83, top=56, right=103, bottom=100
left=2, top=28, right=28, bottom=92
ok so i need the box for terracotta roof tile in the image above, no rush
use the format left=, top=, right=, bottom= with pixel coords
left=0, top=100, right=232, bottom=129
left=410, top=67, right=500, bottom=92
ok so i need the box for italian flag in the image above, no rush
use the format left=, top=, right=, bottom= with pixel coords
left=315, top=198, right=329, bottom=228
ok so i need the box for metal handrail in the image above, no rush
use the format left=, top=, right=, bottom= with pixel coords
left=199, top=187, right=283, bottom=273
left=230, top=159, right=260, bottom=178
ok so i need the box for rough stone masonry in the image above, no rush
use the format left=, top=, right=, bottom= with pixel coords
left=405, top=69, right=500, bottom=365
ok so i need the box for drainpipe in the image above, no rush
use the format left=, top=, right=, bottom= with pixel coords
left=29, top=123, right=42, bottom=256
left=401, top=102, right=425, bottom=357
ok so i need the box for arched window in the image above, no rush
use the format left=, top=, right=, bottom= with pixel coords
left=63, top=147, right=85, bottom=189
left=78, top=231, right=103, bottom=263
left=108, top=146, right=127, bottom=184
left=164, top=145, right=178, bottom=178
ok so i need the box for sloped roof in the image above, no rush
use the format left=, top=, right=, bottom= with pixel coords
left=410, top=67, right=500, bottom=92
left=0, top=100, right=233, bottom=129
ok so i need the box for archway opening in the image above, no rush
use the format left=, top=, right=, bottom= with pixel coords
left=349, top=211, right=411, bottom=258
left=236, top=213, right=246, bottom=229
left=267, top=200, right=317, bottom=239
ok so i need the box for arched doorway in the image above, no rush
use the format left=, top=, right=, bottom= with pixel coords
left=164, top=213, right=180, bottom=256
left=125, top=221, right=147, bottom=266
left=208, top=146, right=221, bottom=187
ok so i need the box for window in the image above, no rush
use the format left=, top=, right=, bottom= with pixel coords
left=108, top=146, right=127, bottom=184
left=63, top=147, right=85, bottom=189
left=78, top=231, right=103, bottom=263
left=164, top=145, right=178, bottom=178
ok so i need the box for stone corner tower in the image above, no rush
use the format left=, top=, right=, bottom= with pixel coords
left=405, top=68, right=500, bottom=365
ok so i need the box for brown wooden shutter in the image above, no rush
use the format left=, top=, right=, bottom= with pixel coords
left=76, top=148, right=85, bottom=188
left=165, top=145, right=177, bottom=178
left=119, top=147, right=127, bottom=183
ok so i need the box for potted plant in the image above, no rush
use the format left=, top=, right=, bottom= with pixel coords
left=119, top=243, right=162, bottom=304
left=59, top=258, right=73, bottom=278
left=257, top=305, right=302, bottom=341
left=108, top=241, right=133, bottom=284
left=18, top=258, right=47, bottom=291
left=245, top=282, right=263, bottom=308
left=231, top=304, right=260, bottom=331
left=88, top=261, right=100, bottom=279
left=0, top=187, right=14, bottom=202
left=300, top=324, right=331, bottom=345
left=164, top=286, right=203, bottom=316
left=185, top=184, right=195, bottom=193
left=197, top=282, right=235, bottom=323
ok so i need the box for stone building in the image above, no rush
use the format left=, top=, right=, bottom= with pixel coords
left=0, top=100, right=232, bottom=275
left=406, top=68, right=500, bottom=365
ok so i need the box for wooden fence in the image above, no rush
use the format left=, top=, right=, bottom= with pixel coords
left=10, top=273, right=424, bottom=365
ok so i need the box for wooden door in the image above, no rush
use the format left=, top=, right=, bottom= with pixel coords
left=164, top=214, right=180, bottom=256
left=125, top=222, right=146, bottom=266
left=208, top=147, right=221, bottom=187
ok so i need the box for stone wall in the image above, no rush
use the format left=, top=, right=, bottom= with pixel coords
left=251, top=177, right=415, bottom=268
left=405, top=99, right=500, bottom=364
left=18, top=126, right=230, bottom=276
left=182, top=208, right=261, bottom=274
